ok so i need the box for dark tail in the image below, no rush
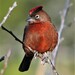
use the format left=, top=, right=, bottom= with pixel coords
left=19, top=54, right=34, bottom=72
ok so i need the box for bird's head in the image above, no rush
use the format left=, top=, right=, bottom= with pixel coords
left=27, top=6, right=51, bottom=24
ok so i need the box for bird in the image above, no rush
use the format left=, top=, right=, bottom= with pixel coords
left=19, top=6, right=58, bottom=72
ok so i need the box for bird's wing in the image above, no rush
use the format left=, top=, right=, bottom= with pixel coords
left=23, top=25, right=28, bottom=42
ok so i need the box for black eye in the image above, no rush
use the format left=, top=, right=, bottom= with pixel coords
left=35, top=15, right=40, bottom=19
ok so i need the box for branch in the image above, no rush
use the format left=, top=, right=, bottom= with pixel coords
left=51, top=0, right=72, bottom=66
left=0, top=2, right=17, bottom=27
left=0, top=2, right=23, bottom=45
left=1, top=26, right=23, bottom=45
left=0, top=2, right=19, bottom=75
left=0, top=50, right=11, bottom=75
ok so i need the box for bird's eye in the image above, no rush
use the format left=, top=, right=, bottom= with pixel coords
left=35, top=15, right=40, bottom=19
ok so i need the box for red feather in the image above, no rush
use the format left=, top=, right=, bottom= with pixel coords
left=29, top=6, right=43, bottom=15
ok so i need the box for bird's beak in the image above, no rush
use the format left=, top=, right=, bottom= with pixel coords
left=26, top=16, right=35, bottom=23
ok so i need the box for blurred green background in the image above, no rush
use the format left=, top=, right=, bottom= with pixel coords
left=0, top=0, right=74, bottom=75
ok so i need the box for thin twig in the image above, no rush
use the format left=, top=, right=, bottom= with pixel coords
left=0, top=50, right=11, bottom=75
left=51, top=0, right=71, bottom=66
left=49, top=60, right=59, bottom=75
left=0, top=1, right=23, bottom=45
left=0, top=2, right=17, bottom=75
left=0, top=2, right=17, bottom=27
left=1, top=26, right=23, bottom=45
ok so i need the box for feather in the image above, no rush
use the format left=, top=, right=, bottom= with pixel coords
left=29, top=6, right=43, bottom=15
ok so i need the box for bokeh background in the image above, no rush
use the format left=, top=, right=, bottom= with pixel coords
left=0, top=0, right=74, bottom=75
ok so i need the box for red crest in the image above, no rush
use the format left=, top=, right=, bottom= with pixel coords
left=29, top=6, right=43, bottom=15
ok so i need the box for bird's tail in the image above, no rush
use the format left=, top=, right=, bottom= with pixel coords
left=19, top=54, right=34, bottom=72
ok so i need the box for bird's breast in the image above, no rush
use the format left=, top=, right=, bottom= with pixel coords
left=23, top=22, right=58, bottom=53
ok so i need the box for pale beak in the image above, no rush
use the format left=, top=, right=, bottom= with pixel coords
left=26, top=16, right=35, bottom=23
